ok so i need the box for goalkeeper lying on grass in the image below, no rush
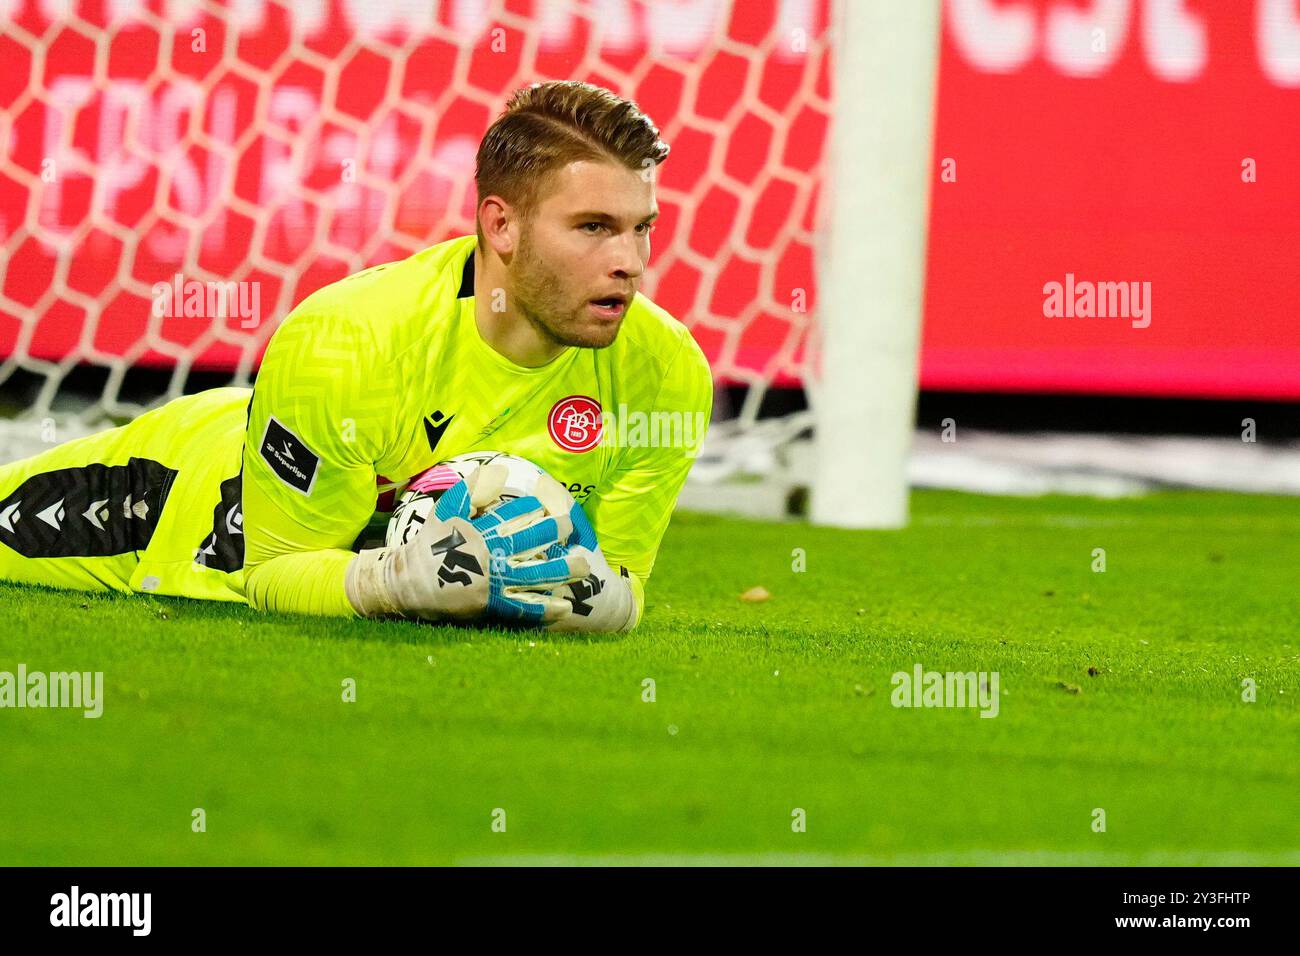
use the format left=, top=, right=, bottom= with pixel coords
left=0, top=80, right=712, bottom=633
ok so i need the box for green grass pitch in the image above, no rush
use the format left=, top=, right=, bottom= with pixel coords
left=1, top=489, right=1297, bottom=866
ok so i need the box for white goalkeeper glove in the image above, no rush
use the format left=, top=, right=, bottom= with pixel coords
left=345, top=464, right=590, bottom=626
left=527, top=485, right=638, bottom=634
left=545, top=545, right=639, bottom=633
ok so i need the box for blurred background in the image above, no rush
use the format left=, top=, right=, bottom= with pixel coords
left=2, top=0, right=1297, bottom=508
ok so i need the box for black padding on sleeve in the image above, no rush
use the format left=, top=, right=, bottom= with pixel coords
left=0, top=458, right=177, bottom=558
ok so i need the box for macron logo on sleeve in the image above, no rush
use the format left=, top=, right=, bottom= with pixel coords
left=260, top=417, right=320, bottom=495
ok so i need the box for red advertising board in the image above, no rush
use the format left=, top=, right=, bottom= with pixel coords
left=923, top=0, right=1300, bottom=399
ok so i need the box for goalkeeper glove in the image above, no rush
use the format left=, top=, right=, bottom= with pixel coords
left=345, top=464, right=590, bottom=625
left=530, top=490, right=639, bottom=634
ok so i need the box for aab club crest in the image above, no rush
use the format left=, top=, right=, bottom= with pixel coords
left=548, top=395, right=603, bottom=453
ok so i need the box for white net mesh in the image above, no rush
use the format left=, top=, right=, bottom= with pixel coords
left=0, top=0, right=834, bottom=477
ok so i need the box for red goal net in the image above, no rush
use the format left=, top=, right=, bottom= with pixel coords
left=0, top=0, right=831, bottom=436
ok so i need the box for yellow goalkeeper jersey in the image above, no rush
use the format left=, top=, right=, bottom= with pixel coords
left=238, top=234, right=714, bottom=621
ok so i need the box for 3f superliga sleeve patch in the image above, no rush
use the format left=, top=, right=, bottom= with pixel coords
left=258, top=417, right=321, bottom=495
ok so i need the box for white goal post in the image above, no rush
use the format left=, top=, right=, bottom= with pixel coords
left=811, top=0, right=940, bottom=529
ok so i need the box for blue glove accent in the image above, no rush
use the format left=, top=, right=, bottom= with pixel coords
left=474, top=495, right=554, bottom=536
left=430, top=480, right=577, bottom=625
left=543, top=497, right=599, bottom=560
left=432, top=480, right=472, bottom=522
left=566, top=497, right=600, bottom=550
left=498, top=515, right=568, bottom=556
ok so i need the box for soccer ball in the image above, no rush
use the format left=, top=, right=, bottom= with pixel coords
left=385, top=451, right=549, bottom=548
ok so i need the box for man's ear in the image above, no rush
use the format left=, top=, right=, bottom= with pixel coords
left=478, top=196, right=517, bottom=256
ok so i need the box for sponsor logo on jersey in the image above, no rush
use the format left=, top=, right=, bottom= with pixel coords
left=423, top=410, right=455, bottom=453
left=547, top=395, right=603, bottom=453
left=260, top=417, right=319, bottom=495
left=476, top=406, right=512, bottom=442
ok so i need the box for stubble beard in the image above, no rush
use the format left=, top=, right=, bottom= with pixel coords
left=512, top=229, right=621, bottom=350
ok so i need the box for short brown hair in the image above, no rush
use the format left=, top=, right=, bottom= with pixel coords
left=474, top=80, right=670, bottom=246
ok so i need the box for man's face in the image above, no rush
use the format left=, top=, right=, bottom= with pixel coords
left=508, top=159, right=658, bottom=350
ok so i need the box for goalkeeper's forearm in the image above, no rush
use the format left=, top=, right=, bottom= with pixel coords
left=243, top=549, right=359, bottom=617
